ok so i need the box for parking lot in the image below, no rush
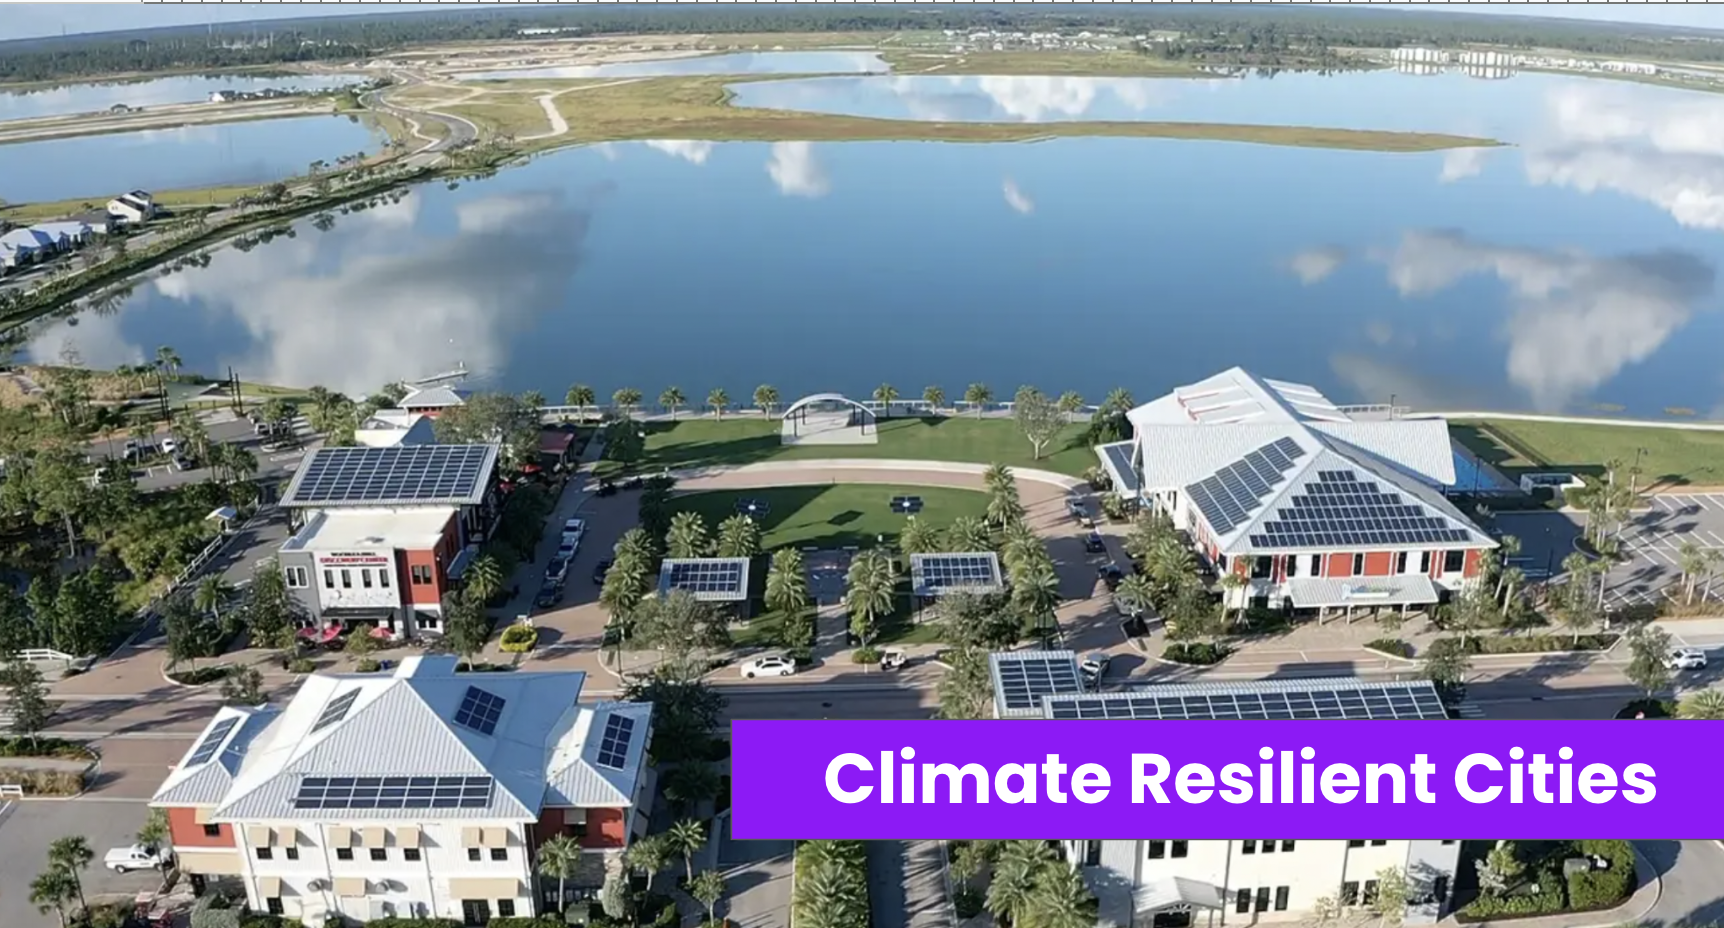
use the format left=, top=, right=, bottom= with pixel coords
left=0, top=799, right=160, bottom=927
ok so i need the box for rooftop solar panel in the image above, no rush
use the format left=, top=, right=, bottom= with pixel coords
left=658, top=558, right=750, bottom=601
left=311, top=690, right=360, bottom=734
left=1183, top=439, right=1307, bottom=538
left=187, top=716, right=241, bottom=767
left=595, top=715, right=636, bottom=769
left=1100, top=443, right=1141, bottom=494
left=453, top=686, right=506, bottom=736
left=1247, top=471, right=1474, bottom=549
left=292, top=774, right=495, bottom=810
left=911, top=553, right=1002, bottom=597
left=992, top=652, right=1086, bottom=715
left=281, top=444, right=498, bottom=507
left=1043, top=680, right=1447, bottom=720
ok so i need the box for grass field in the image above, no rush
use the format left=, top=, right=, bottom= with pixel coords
left=599, top=415, right=1097, bottom=478
left=667, top=484, right=989, bottom=551
left=433, top=74, right=1502, bottom=153
left=1451, top=419, right=1724, bottom=489
left=0, top=185, right=257, bottom=223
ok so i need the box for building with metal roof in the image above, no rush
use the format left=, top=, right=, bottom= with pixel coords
left=1093, top=368, right=1495, bottom=615
left=987, top=650, right=1086, bottom=718
left=150, top=655, right=654, bottom=924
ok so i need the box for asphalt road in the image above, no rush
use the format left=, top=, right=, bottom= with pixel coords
left=360, top=72, right=478, bottom=166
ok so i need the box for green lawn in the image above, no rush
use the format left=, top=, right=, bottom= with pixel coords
left=1452, top=419, right=1724, bottom=488
left=666, top=485, right=989, bottom=551
left=602, top=416, right=1097, bottom=478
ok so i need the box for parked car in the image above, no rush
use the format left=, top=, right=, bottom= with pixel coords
left=1665, top=648, right=1707, bottom=671
left=534, top=583, right=562, bottom=610
left=555, top=541, right=576, bottom=562
left=593, top=558, right=614, bottom=584
left=739, top=655, right=797, bottom=678
left=1080, top=653, right=1110, bottom=688
left=105, top=845, right=169, bottom=873
left=1098, top=562, right=1125, bottom=590
left=1066, top=498, right=1089, bottom=521
left=545, top=558, right=569, bottom=584
left=1083, top=532, right=1107, bottom=554
left=160, top=437, right=178, bottom=455
left=170, top=454, right=194, bottom=472
left=562, top=518, right=587, bottom=546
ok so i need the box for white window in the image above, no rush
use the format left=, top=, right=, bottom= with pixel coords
left=285, top=567, right=309, bottom=588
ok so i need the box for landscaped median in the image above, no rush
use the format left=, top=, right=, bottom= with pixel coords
left=793, top=840, right=870, bottom=928
left=1366, top=635, right=1620, bottom=660
left=0, top=737, right=97, bottom=797
left=1454, top=840, right=1638, bottom=922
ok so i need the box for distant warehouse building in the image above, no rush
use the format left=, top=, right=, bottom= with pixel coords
left=986, top=651, right=1461, bottom=928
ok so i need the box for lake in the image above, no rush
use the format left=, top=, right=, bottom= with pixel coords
left=0, top=73, right=361, bottom=122
left=24, top=71, right=1724, bottom=418
left=0, top=115, right=384, bottom=203
left=459, top=50, right=890, bottom=81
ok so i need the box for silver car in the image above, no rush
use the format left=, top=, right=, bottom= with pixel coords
left=1664, top=648, right=1707, bottom=671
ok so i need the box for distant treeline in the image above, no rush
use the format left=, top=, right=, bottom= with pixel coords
left=3, top=3, right=1723, bottom=84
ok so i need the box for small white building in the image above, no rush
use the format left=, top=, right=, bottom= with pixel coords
left=107, top=190, right=157, bottom=224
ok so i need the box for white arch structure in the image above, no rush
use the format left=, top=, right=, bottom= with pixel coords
left=780, top=392, right=878, bottom=439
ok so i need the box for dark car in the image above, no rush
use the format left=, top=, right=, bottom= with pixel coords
left=1083, top=532, right=1107, bottom=554
left=1098, top=563, right=1125, bottom=591
left=534, top=583, right=562, bottom=609
left=593, top=559, right=614, bottom=584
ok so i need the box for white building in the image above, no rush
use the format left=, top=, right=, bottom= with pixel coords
left=150, top=656, right=655, bottom=925
left=107, top=190, right=157, bottom=224
left=353, top=410, right=437, bottom=448
left=988, top=653, right=1461, bottom=928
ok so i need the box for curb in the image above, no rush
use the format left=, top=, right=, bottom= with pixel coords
left=1361, top=645, right=1419, bottom=664
left=664, top=459, right=1086, bottom=492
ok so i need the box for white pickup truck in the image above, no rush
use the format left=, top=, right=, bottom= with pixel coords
left=105, top=844, right=169, bottom=873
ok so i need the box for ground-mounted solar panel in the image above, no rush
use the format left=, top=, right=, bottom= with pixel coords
left=281, top=444, right=498, bottom=507
left=292, top=774, right=495, bottom=810
left=311, top=690, right=360, bottom=734
left=1043, top=680, right=1448, bottom=721
left=659, top=558, right=750, bottom=601
left=595, top=715, right=636, bottom=769
left=992, top=652, right=1085, bottom=715
left=187, top=716, right=241, bottom=767
left=453, top=686, right=506, bottom=736
left=911, top=553, right=1002, bottom=596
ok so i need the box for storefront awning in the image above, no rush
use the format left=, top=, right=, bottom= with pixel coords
left=1133, top=877, right=1224, bottom=914
left=1287, top=576, right=1440, bottom=608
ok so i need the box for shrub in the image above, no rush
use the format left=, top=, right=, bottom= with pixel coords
left=170, top=665, right=233, bottom=686
left=1436, top=635, right=1616, bottom=656
left=1614, top=698, right=1674, bottom=719
left=288, top=657, right=317, bottom=674
left=190, top=896, right=242, bottom=928
left=851, top=646, right=882, bottom=665
left=361, top=919, right=463, bottom=928
left=0, top=738, right=95, bottom=760
left=355, top=658, right=383, bottom=673
left=1459, top=865, right=1566, bottom=919
left=489, top=918, right=568, bottom=928
left=1365, top=638, right=1414, bottom=658
left=1566, top=840, right=1635, bottom=911
left=1162, top=642, right=1232, bottom=665
left=499, top=623, right=539, bottom=653
left=0, top=767, right=84, bottom=796
left=954, top=887, right=984, bottom=919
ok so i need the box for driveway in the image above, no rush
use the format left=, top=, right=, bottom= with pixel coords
left=868, top=841, right=952, bottom=928
left=0, top=799, right=161, bottom=927
left=718, top=815, right=795, bottom=928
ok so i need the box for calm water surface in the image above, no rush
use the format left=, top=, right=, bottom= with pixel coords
left=1, top=115, right=384, bottom=202
left=0, top=73, right=360, bottom=121
left=26, top=73, right=1724, bottom=417
left=459, top=51, right=889, bottom=81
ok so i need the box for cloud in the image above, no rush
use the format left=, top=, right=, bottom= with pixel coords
left=1522, top=82, right=1724, bottom=231
left=880, top=74, right=1181, bottom=123
left=1379, top=229, right=1715, bottom=410
left=642, top=139, right=714, bottom=165
left=766, top=142, right=830, bottom=198
left=1286, top=246, right=1347, bottom=285
left=1439, top=148, right=1489, bottom=183
left=1002, top=178, right=1034, bottom=215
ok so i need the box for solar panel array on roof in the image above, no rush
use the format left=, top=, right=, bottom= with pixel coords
left=595, top=715, right=636, bottom=770
left=1248, top=470, right=1473, bottom=549
left=292, top=775, right=495, bottom=810
left=912, top=553, right=1001, bottom=596
left=310, top=690, right=360, bottom=734
left=1101, top=443, right=1141, bottom=494
left=284, top=445, right=493, bottom=506
left=186, top=716, right=240, bottom=767
left=995, top=656, right=1084, bottom=713
left=453, top=686, right=506, bottom=736
left=663, top=560, right=746, bottom=597
left=1044, top=683, right=1446, bottom=720
left=1184, top=438, right=1307, bottom=535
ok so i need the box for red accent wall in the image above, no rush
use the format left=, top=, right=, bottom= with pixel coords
left=1463, top=549, right=1483, bottom=578
left=1233, top=559, right=1250, bottom=578
left=165, top=807, right=234, bottom=849
left=579, top=808, right=628, bottom=849
left=1272, top=556, right=1285, bottom=583
left=1327, top=554, right=1353, bottom=578
left=1363, top=552, right=1393, bottom=577
left=1429, top=553, right=1443, bottom=580
left=400, top=514, right=461, bottom=607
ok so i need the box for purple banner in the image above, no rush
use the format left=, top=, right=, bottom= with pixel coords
left=730, top=720, right=1712, bottom=839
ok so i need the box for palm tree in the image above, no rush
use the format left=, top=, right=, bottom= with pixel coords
left=1001, top=530, right=1044, bottom=575
left=29, top=869, right=77, bottom=928
left=520, top=390, right=546, bottom=413
left=1026, top=859, right=1098, bottom=928
left=844, top=551, right=897, bottom=647
left=1494, top=535, right=1522, bottom=600
left=963, top=382, right=993, bottom=417
left=921, top=385, right=945, bottom=416
left=689, top=870, right=727, bottom=925
left=765, top=549, right=810, bottom=615
left=1012, top=558, right=1061, bottom=640
left=983, top=462, right=1016, bottom=497
left=666, top=818, right=707, bottom=881
left=625, top=833, right=672, bottom=892
left=899, top=517, right=942, bottom=556
left=154, top=345, right=182, bottom=379
left=1701, top=549, right=1724, bottom=604
left=987, top=840, right=1055, bottom=926
left=47, top=835, right=92, bottom=912
left=194, top=576, right=232, bottom=623
left=566, top=383, right=596, bottom=421
left=987, top=488, right=1025, bottom=530
left=1561, top=552, right=1595, bottom=614
left=659, top=387, right=686, bottom=421
left=1056, top=391, right=1085, bottom=422
left=537, top=834, right=581, bottom=912
left=753, top=384, right=780, bottom=417
left=716, top=514, right=762, bottom=559
left=1218, top=571, right=1247, bottom=626
left=872, top=383, right=898, bottom=418
left=465, top=554, right=506, bottom=606
left=1101, top=387, right=1134, bottom=414
left=796, top=854, right=866, bottom=928
left=613, top=388, right=642, bottom=418
left=1678, top=540, right=1708, bottom=605
left=1115, top=573, right=1154, bottom=619
left=1677, top=688, right=1724, bottom=720
left=946, top=516, right=993, bottom=553
left=708, top=388, right=730, bottom=420
left=666, top=511, right=711, bottom=559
